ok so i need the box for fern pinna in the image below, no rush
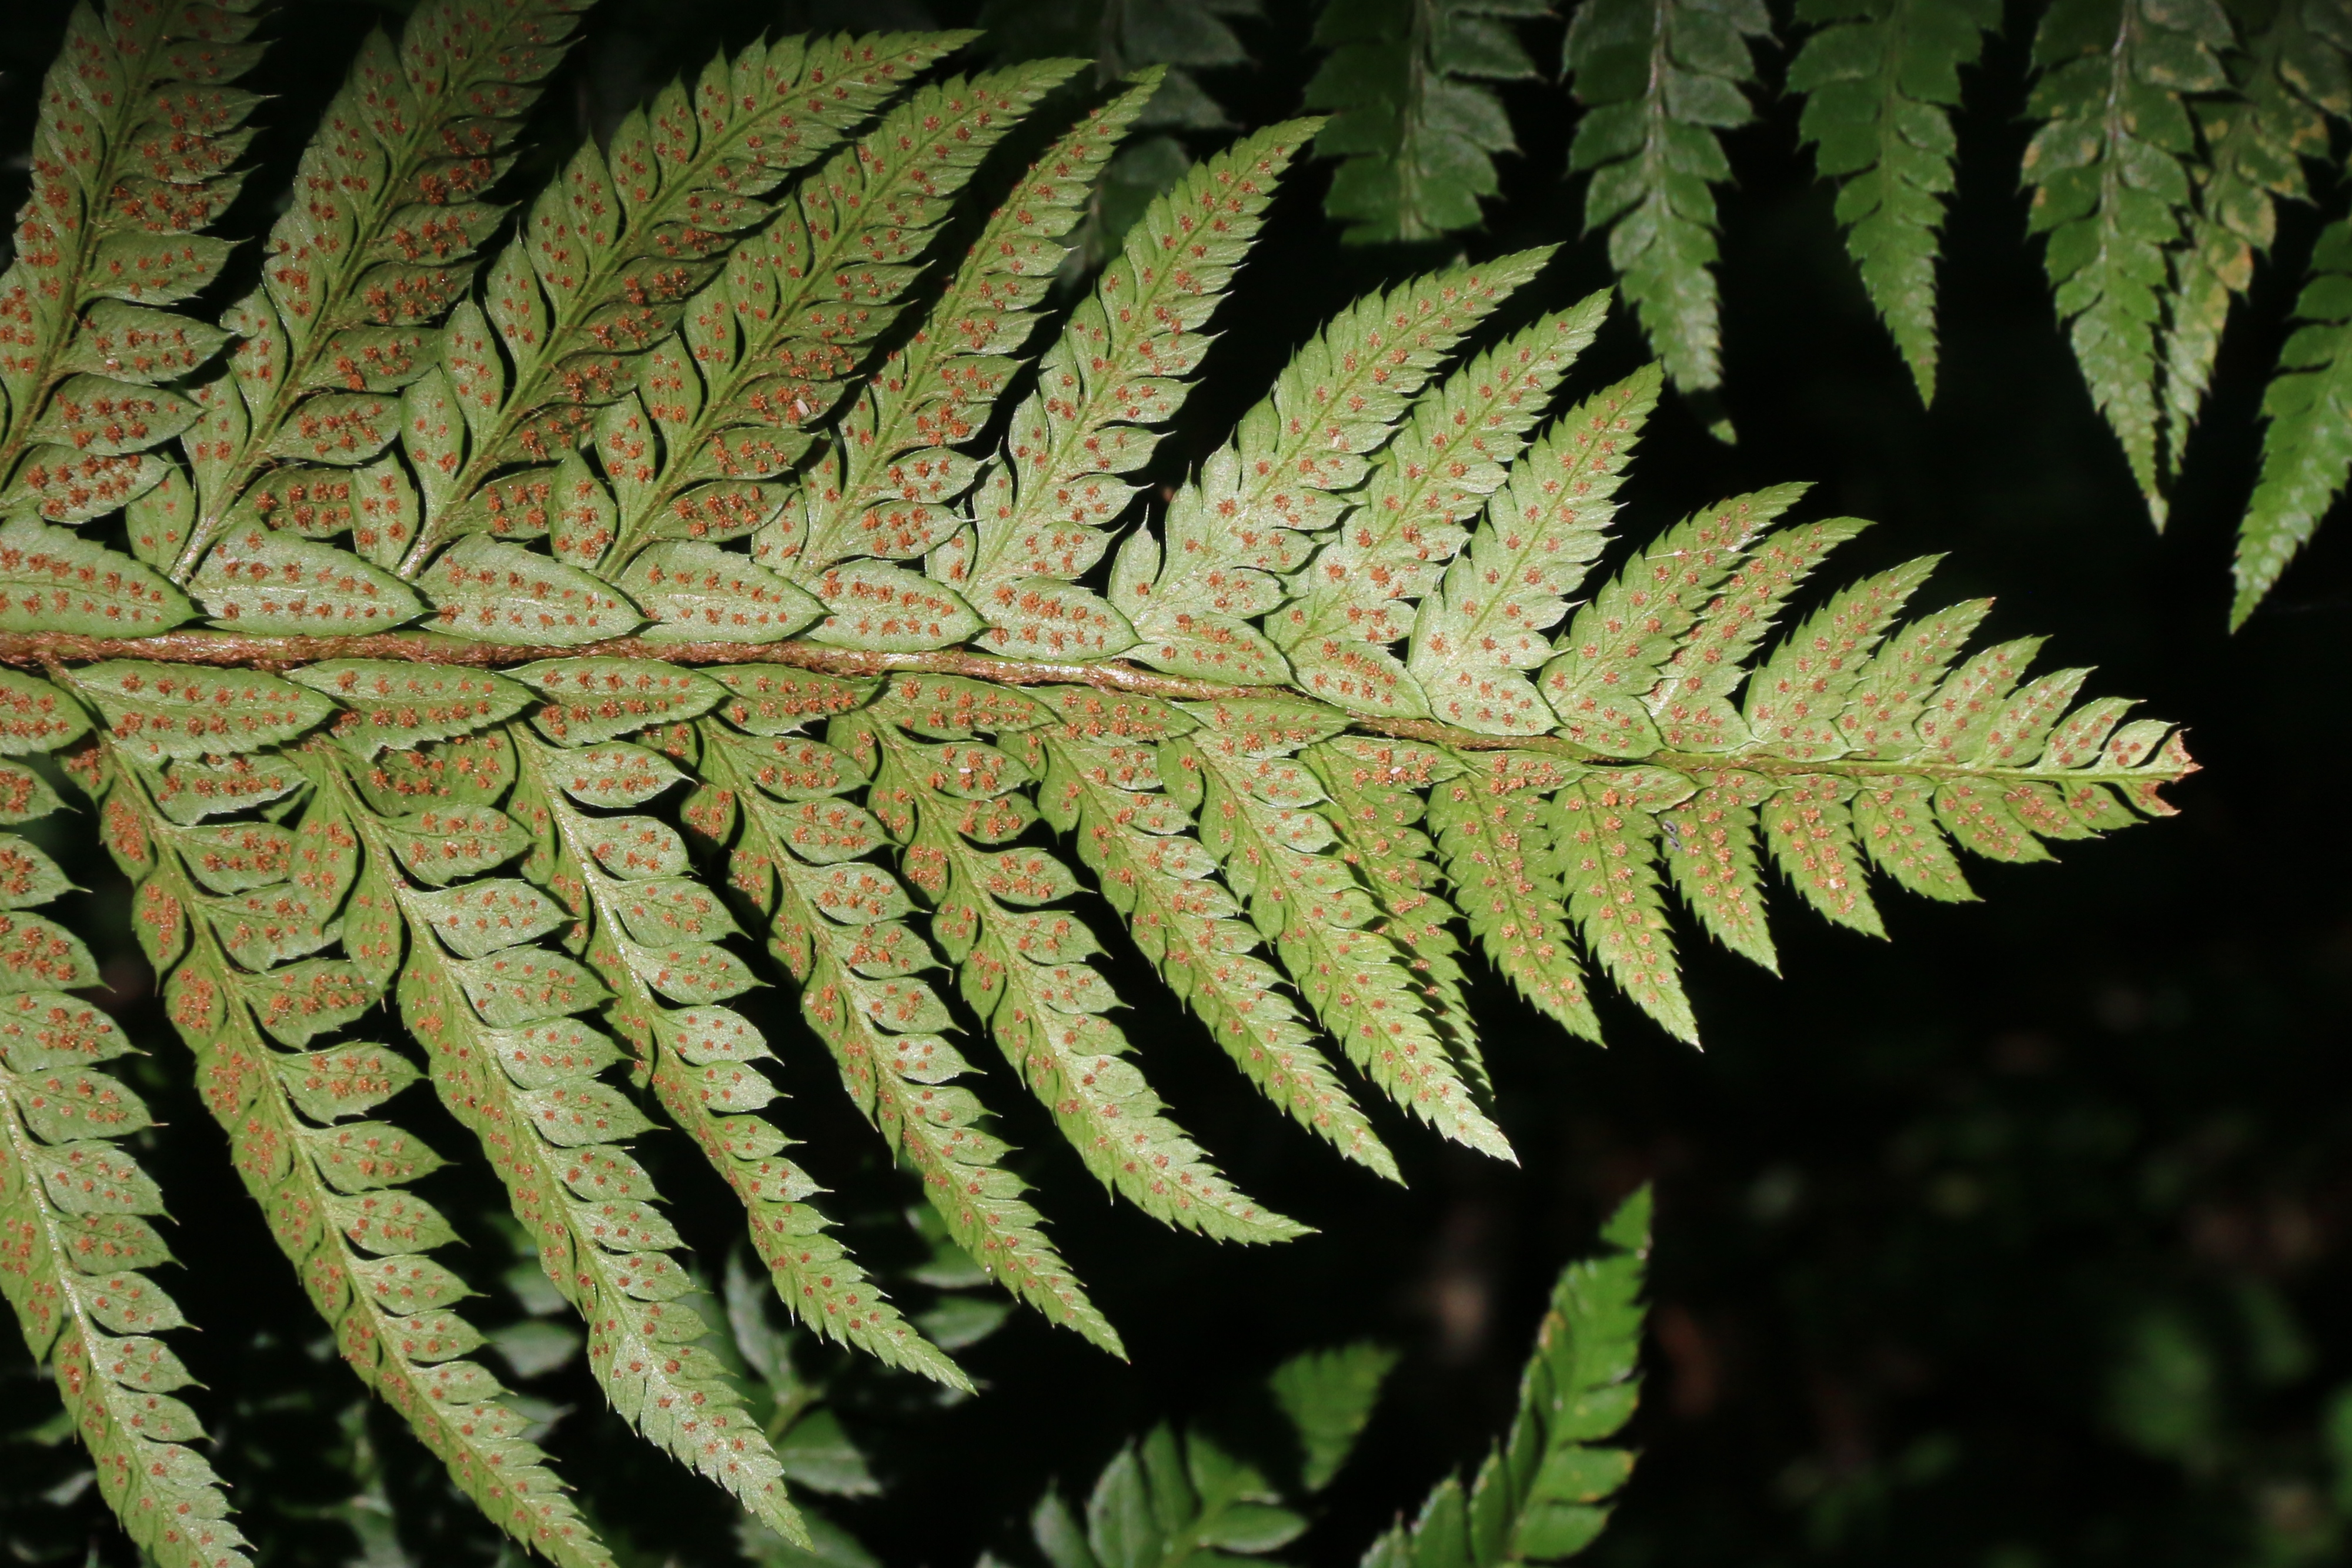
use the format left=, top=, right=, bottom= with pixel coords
left=0, top=4, right=2191, bottom=1563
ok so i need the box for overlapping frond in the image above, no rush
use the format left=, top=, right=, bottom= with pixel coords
left=1788, top=0, right=2000, bottom=403
left=63, top=714, right=614, bottom=1568
left=2237, top=214, right=2352, bottom=624
left=1361, top=1188, right=1648, bottom=1568
left=0, top=18, right=2201, bottom=1560
left=1307, top=0, right=1549, bottom=243
left=2159, top=0, right=2346, bottom=476
left=1563, top=0, right=1768, bottom=428
left=2023, top=0, right=2231, bottom=519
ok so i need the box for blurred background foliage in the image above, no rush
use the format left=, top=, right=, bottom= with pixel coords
left=4, top=0, right=2350, bottom=1565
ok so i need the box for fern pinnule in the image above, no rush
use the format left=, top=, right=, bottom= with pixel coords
left=825, top=73, right=1161, bottom=604
left=1112, top=249, right=1549, bottom=685
left=1167, top=696, right=1512, bottom=1161
left=0, top=0, right=263, bottom=529
left=322, top=743, right=811, bottom=1543
left=1022, top=687, right=1401, bottom=1181
left=970, top=119, right=1322, bottom=661
left=399, top=32, right=979, bottom=580
left=1563, top=0, right=1768, bottom=431
left=1306, top=0, right=1548, bottom=245
left=563, top=63, right=1078, bottom=650
left=2236, top=217, right=2352, bottom=625
left=1542, top=485, right=1811, bottom=755
left=1787, top=0, right=2000, bottom=404
left=1304, top=737, right=1486, bottom=1091
left=1430, top=752, right=1605, bottom=1042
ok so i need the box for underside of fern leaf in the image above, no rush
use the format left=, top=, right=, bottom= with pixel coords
left=0, top=8, right=2196, bottom=1562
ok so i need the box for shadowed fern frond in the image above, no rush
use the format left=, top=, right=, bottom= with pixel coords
left=0, top=8, right=2194, bottom=1563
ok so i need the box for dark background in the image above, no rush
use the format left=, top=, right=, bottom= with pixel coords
left=3, top=1, right=2349, bottom=1565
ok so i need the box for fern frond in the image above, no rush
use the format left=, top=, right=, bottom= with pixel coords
left=69, top=725, right=614, bottom=1568
left=397, top=33, right=975, bottom=580
left=173, top=0, right=592, bottom=577
left=1306, top=0, right=1548, bottom=243
left=841, top=676, right=1304, bottom=1242
left=1563, top=0, right=1768, bottom=424
left=1020, top=688, right=1400, bottom=1179
left=1362, top=1188, right=1648, bottom=1568
left=0, top=736, right=251, bottom=1568
left=1165, top=696, right=1511, bottom=1159
left=494, top=705, right=964, bottom=1385
left=969, top=120, right=1319, bottom=659
left=1112, top=249, right=1549, bottom=682
left=0, top=0, right=265, bottom=524
left=2157, top=0, right=2344, bottom=478
left=1786, top=0, right=2000, bottom=403
left=2023, top=0, right=2231, bottom=519
left=1275, top=293, right=1607, bottom=716
left=695, top=687, right=1123, bottom=1355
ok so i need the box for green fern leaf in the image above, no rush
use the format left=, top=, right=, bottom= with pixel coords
left=1307, top=0, right=1548, bottom=243
left=1304, top=737, right=1486, bottom=1092
left=1429, top=753, right=1603, bottom=1041
left=2157, top=0, right=2344, bottom=477
left=505, top=722, right=965, bottom=1385
left=396, top=34, right=978, bottom=581
left=0, top=804, right=253, bottom=1568
left=1786, top=0, right=2000, bottom=403
left=1409, top=367, right=1659, bottom=734
left=822, top=75, right=1158, bottom=620
left=545, top=62, right=1075, bottom=656
left=1542, top=485, right=1810, bottom=752
left=2023, top=0, right=2231, bottom=520
left=841, top=677, right=1303, bottom=1242
left=1357, top=1191, right=1646, bottom=1568
left=335, top=750, right=810, bottom=1543
left=0, top=0, right=266, bottom=521
left=1166, top=696, right=1511, bottom=1159
left=2235, top=213, right=2352, bottom=623
left=1564, top=0, right=1769, bottom=423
